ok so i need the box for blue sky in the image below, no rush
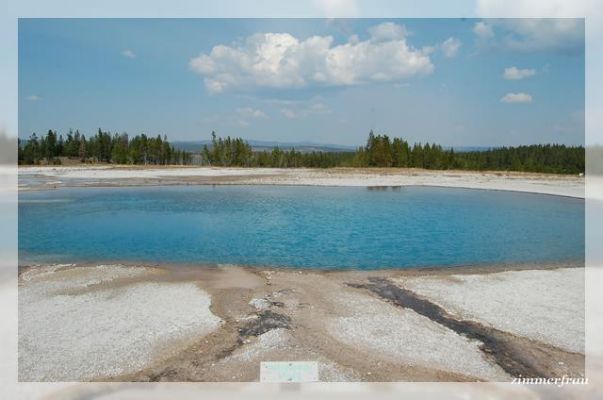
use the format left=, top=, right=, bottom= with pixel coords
left=18, top=18, right=584, bottom=147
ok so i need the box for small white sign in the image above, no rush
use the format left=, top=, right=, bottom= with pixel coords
left=260, top=361, right=319, bottom=383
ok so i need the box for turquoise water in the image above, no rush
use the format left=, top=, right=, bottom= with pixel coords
left=18, top=185, right=584, bottom=269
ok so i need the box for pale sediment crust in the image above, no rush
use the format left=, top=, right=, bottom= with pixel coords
left=18, top=264, right=222, bottom=382
left=17, top=262, right=585, bottom=382
left=18, top=166, right=585, bottom=198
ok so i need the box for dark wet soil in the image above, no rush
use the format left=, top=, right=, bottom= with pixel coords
left=238, top=310, right=291, bottom=339
left=347, top=277, right=585, bottom=379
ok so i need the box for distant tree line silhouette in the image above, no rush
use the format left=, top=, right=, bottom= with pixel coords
left=202, top=130, right=585, bottom=174
left=18, top=129, right=191, bottom=165
left=19, top=129, right=585, bottom=174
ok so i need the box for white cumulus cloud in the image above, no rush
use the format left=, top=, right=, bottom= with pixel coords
left=441, top=37, right=461, bottom=57
left=499, top=19, right=583, bottom=53
left=472, top=17, right=583, bottom=53
left=236, top=107, right=267, bottom=119
left=189, top=22, right=434, bottom=93
left=473, top=21, right=494, bottom=39
left=500, top=92, right=533, bottom=103
left=503, top=66, right=536, bottom=80
left=234, top=107, right=267, bottom=126
left=367, top=22, right=408, bottom=41
left=121, top=49, right=136, bottom=59
left=281, top=102, right=331, bottom=119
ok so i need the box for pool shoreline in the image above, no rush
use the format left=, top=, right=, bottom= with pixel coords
left=18, top=257, right=585, bottom=276
left=18, top=166, right=585, bottom=198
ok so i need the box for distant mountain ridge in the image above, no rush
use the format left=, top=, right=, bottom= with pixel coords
left=172, top=140, right=358, bottom=153
left=172, top=140, right=492, bottom=154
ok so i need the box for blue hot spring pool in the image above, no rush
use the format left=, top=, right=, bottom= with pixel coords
left=18, top=185, right=584, bottom=269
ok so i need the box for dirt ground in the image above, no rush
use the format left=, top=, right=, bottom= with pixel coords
left=18, top=262, right=584, bottom=382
